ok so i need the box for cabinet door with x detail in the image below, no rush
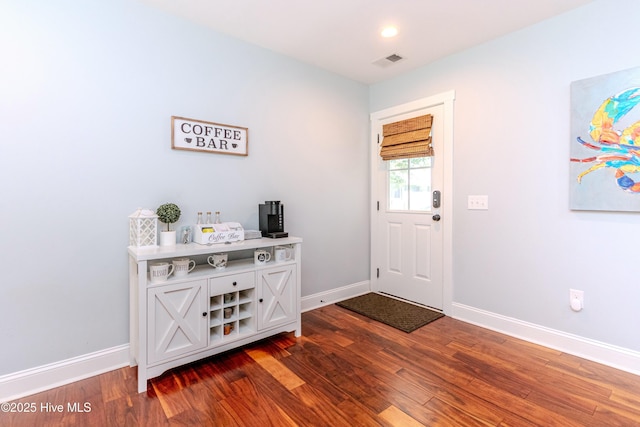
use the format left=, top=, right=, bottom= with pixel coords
left=257, top=265, right=297, bottom=330
left=148, top=279, right=208, bottom=364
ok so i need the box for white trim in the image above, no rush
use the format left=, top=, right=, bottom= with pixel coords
left=301, top=280, right=370, bottom=312
left=369, top=91, right=455, bottom=315
left=0, top=345, right=129, bottom=403
left=452, top=303, right=640, bottom=376
left=4, top=298, right=638, bottom=402
left=1, top=279, right=368, bottom=402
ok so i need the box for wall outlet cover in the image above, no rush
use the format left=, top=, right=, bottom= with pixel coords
left=468, top=195, right=489, bottom=210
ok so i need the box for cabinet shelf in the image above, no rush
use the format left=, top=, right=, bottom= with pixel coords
left=130, top=237, right=301, bottom=262
left=146, top=258, right=299, bottom=287
left=210, top=286, right=255, bottom=341
left=209, top=316, right=222, bottom=328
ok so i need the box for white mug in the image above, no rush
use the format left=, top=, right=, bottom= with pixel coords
left=172, top=258, right=196, bottom=277
left=149, top=262, right=174, bottom=283
left=254, top=249, right=271, bottom=265
left=208, top=253, right=228, bottom=270
left=274, top=246, right=293, bottom=263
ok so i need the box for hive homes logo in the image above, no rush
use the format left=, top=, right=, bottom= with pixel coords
left=171, top=116, right=248, bottom=156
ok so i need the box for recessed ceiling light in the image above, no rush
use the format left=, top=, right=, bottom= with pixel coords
left=381, top=26, right=398, bottom=38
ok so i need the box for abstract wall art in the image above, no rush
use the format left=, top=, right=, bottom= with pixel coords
left=570, top=67, right=640, bottom=212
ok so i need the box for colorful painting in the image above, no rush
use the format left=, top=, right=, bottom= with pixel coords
left=570, top=67, right=640, bottom=211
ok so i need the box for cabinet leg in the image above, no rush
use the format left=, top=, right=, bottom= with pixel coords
left=137, top=371, right=148, bottom=393
left=294, top=319, right=302, bottom=337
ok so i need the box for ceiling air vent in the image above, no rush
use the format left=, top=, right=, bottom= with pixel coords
left=372, top=53, right=405, bottom=68
left=386, top=54, right=403, bottom=62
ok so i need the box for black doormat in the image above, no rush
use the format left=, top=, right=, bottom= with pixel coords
left=336, top=292, right=444, bottom=333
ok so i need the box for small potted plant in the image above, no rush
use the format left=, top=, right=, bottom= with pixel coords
left=156, top=202, right=181, bottom=246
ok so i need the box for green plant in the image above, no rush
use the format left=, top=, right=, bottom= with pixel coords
left=156, top=203, right=181, bottom=231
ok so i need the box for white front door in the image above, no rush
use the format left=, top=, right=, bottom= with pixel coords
left=371, top=94, right=453, bottom=311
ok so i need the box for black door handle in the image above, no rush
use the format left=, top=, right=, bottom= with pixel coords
left=432, top=214, right=441, bottom=221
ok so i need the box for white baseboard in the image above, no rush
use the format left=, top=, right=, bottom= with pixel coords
left=0, top=281, right=371, bottom=402
left=0, top=344, right=130, bottom=403
left=5, top=295, right=636, bottom=402
left=452, top=302, right=640, bottom=376
left=301, top=280, right=370, bottom=312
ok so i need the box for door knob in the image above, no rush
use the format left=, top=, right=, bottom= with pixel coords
left=432, top=214, right=441, bottom=221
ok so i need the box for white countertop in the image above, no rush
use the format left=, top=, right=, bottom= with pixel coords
left=128, top=236, right=302, bottom=261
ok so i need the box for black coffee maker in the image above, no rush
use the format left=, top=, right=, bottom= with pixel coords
left=259, top=201, right=288, bottom=238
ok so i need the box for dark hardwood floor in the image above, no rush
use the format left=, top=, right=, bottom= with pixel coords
left=3, top=304, right=640, bottom=426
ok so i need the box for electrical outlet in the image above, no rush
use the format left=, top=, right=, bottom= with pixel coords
left=468, top=195, right=489, bottom=210
left=569, top=289, right=584, bottom=311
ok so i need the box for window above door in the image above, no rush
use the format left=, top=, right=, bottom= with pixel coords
left=388, top=157, right=432, bottom=212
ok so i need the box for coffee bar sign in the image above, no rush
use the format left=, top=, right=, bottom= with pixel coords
left=171, top=116, right=248, bottom=156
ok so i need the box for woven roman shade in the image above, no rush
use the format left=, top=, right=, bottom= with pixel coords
left=380, top=114, right=433, bottom=160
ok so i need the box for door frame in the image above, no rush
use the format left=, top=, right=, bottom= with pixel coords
left=370, top=91, right=455, bottom=315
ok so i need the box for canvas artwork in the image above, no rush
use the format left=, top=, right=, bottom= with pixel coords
left=569, top=67, right=640, bottom=212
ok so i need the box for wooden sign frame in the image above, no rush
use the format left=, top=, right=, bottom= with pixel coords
left=171, top=116, right=248, bottom=156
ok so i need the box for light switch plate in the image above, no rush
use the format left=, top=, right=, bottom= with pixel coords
left=468, top=195, right=489, bottom=210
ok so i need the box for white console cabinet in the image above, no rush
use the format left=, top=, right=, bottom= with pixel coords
left=128, top=237, right=302, bottom=393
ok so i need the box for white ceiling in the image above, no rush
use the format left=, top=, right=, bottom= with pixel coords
left=138, top=0, right=594, bottom=84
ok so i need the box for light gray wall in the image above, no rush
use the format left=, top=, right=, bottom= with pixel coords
left=0, top=0, right=369, bottom=375
left=370, top=0, right=640, bottom=351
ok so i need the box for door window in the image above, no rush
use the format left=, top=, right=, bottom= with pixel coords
left=388, top=157, right=432, bottom=211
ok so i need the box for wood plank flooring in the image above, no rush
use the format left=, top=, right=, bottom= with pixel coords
left=3, top=304, right=640, bottom=426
